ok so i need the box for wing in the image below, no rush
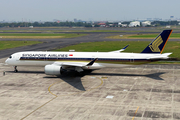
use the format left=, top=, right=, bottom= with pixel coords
left=109, top=45, right=129, bottom=53
left=54, top=58, right=98, bottom=67
left=53, top=58, right=98, bottom=72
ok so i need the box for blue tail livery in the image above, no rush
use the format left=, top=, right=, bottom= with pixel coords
left=141, top=30, right=173, bottom=54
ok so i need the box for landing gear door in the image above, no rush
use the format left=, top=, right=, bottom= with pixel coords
left=130, top=56, right=134, bottom=63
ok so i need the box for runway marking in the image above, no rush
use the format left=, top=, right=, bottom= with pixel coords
left=21, top=97, right=57, bottom=120
left=21, top=76, right=103, bottom=120
left=48, top=82, right=59, bottom=97
left=86, top=77, right=104, bottom=92
left=101, top=76, right=108, bottom=79
left=132, top=106, right=139, bottom=120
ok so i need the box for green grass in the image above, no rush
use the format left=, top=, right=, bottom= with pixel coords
left=149, top=61, right=180, bottom=64
left=0, top=41, right=42, bottom=50
left=128, top=33, right=180, bottom=38
left=107, top=33, right=180, bottom=39
left=90, top=30, right=161, bottom=33
left=90, top=30, right=130, bottom=32
left=0, top=33, right=87, bottom=38
left=54, top=41, right=180, bottom=59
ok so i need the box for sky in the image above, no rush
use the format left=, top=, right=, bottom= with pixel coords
left=0, top=0, right=180, bottom=22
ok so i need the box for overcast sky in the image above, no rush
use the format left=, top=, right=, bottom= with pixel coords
left=0, top=0, right=179, bottom=21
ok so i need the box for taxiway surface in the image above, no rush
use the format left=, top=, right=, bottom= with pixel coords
left=0, top=57, right=180, bottom=120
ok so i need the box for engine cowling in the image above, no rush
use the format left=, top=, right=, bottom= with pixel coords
left=44, top=64, right=62, bottom=75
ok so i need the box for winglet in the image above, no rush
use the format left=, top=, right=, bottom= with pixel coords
left=86, top=58, right=98, bottom=66
left=109, top=44, right=129, bottom=53
left=141, top=30, right=173, bottom=54
left=121, top=45, right=129, bottom=51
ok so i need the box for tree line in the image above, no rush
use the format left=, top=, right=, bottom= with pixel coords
left=151, top=21, right=179, bottom=26
left=0, top=21, right=92, bottom=27
left=0, top=20, right=179, bottom=27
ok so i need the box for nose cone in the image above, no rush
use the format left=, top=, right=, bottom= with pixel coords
left=5, top=58, right=9, bottom=64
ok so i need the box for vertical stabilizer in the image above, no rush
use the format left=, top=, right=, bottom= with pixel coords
left=141, top=30, right=173, bottom=54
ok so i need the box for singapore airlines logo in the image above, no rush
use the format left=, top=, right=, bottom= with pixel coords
left=149, top=36, right=163, bottom=52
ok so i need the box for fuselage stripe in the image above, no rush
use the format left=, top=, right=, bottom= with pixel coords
left=19, top=57, right=158, bottom=64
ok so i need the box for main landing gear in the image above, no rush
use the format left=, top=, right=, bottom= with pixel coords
left=14, top=66, right=18, bottom=73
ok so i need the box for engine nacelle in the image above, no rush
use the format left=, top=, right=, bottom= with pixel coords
left=44, top=64, right=62, bottom=75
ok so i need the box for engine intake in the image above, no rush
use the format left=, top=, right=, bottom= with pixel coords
left=44, top=64, right=62, bottom=75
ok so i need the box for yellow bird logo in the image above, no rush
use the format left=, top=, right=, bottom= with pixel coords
left=149, top=36, right=163, bottom=52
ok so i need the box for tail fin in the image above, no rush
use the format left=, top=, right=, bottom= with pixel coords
left=141, top=30, right=173, bottom=54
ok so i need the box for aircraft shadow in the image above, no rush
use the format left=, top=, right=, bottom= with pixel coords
left=88, top=72, right=165, bottom=81
left=44, top=71, right=165, bottom=91
left=6, top=71, right=44, bottom=74
left=44, top=71, right=89, bottom=91
left=7, top=70, right=165, bottom=91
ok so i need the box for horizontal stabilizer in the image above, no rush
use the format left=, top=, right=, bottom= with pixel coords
left=147, top=53, right=172, bottom=60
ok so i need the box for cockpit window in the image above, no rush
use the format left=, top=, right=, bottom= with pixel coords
left=9, top=56, right=12, bottom=59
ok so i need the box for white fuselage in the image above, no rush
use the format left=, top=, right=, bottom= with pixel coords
left=5, top=51, right=169, bottom=70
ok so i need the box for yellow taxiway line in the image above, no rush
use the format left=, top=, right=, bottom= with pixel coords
left=21, top=76, right=104, bottom=120
left=132, top=106, right=139, bottom=120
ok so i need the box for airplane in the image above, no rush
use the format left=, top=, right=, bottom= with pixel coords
left=5, top=30, right=173, bottom=75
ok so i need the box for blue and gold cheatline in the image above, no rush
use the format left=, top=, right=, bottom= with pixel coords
left=141, top=30, right=173, bottom=54
left=20, top=56, right=157, bottom=65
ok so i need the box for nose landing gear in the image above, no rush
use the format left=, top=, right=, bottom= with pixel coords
left=14, top=66, right=18, bottom=73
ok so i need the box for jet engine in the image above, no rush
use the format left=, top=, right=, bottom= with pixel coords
left=44, top=64, right=63, bottom=75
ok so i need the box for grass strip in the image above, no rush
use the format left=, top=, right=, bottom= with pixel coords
left=107, top=33, right=180, bottom=39
left=129, top=33, right=180, bottom=38
left=0, top=33, right=87, bottom=39
left=0, top=41, right=42, bottom=50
